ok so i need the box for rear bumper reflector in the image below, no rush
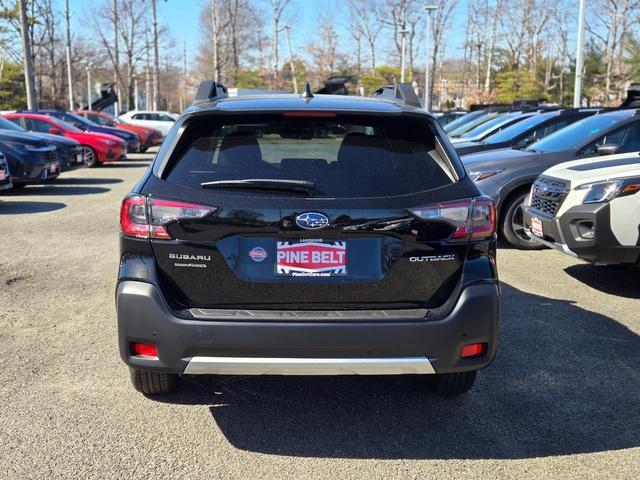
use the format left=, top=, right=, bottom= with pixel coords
left=182, top=356, right=436, bottom=375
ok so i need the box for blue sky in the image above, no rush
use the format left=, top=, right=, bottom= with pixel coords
left=67, top=0, right=580, bottom=69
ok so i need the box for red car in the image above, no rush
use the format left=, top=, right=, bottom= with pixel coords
left=76, top=110, right=163, bottom=152
left=4, top=113, right=126, bottom=167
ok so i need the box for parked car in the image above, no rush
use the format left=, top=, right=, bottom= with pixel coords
left=443, top=109, right=493, bottom=134
left=5, top=113, right=126, bottom=167
left=117, top=110, right=177, bottom=137
left=523, top=152, right=640, bottom=265
left=463, top=109, right=640, bottom=249
left=449, top=111, right=537, bottom=144
left=0, top=129, right=60, bottom=187
left=0, top=115, right=84, bottom=172
left=447, top=111, right=508, bottom=138
left=21, top=109, right=140, bottom=153
left=76, top=110, right=163, bottom=152
left=116, top=82, right=500, bottom=397
left=434, top=111, right=467, bottom=126
left=454, top=109, right=597, bottom=156
left=0, top=150, right=11, bottom=190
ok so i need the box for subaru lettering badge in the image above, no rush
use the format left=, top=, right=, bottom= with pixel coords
left=295, top=212, right=329, bottom=230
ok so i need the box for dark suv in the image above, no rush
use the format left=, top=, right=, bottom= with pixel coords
left=116, top=83, right=500, bottom=397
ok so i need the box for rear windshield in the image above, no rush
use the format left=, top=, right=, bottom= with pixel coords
left=165, top=115, right=460, bottom=198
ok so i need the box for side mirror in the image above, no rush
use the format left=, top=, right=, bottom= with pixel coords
left=597, top=144, right=619, bottom=156
left=49, top=128, right=62, bottom=135
left=514, top=136, right=535, bottom=148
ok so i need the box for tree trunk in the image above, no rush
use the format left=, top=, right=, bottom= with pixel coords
left=151, top=0, right=160, bottom=110
left=18, top=0, right=37, bottom=109
left=483, top=0, right=500, bottom=96
left=113, top=0, right=120, bottom=113
left=210, top=0, right=219, bottom=81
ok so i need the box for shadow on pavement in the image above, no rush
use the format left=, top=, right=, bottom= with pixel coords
left=152, top=283, right=640, bottom=460
left=53, top=177, right=124, bottom=186
left=0, top=200, right=66, bottom=214
left=564, top=263, right=640, bottom=299
left=101, top=162, right=151, bottom=168
left=4, top=185, right=110, bottom=196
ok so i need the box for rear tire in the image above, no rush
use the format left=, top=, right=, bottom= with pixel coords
left=501, top=190, right=544, bottom=250
left=427, top=371, right=477, bottom=396
left=129, top=368, right=178, bottom=395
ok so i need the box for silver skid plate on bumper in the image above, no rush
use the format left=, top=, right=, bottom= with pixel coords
left=183, top=356, right=436, bottom=375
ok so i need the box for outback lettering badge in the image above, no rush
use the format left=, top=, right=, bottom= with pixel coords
left=409, top=254, right=456, bottom=262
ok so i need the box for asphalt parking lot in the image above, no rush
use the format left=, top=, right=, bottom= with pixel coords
left=1, top=150, right=639, bottom=479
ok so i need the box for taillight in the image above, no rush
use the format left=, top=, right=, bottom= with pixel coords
left=120, top=195, right=148, bottom=238
left=409, top=196, right=496, bottom=241
left=120, top=194, right=216, bottom=239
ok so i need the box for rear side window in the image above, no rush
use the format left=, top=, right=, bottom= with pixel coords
left=165, top=114, right=460, bottom=198
left=25, top=118, right=52, bottom=133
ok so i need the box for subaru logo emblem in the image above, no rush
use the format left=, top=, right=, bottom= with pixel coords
left=295, top=212, right=329, bottom=230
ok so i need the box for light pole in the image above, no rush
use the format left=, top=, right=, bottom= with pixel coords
left=283, top=24, right=298, bottom=94
left=399, top=27, right=410, bottom=83
left=134, top=75, right=139, bottom=110
left=573, top=0, right=586, bottom=107
left=85, top=63, right=92, bottom=109
left=64, top=0, right=73, bottom=110
left=560, top=67, right=570, bottom=105
left=423, top=5, right=438, bottom=110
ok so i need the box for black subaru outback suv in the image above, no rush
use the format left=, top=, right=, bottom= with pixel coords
left=117, top=82, right=500, bottom=397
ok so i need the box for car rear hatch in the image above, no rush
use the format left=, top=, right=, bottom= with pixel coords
left=127, top=112, right=493, bottom=311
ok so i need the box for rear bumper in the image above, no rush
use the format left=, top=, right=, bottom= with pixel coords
left=524, top=203, right=640, bottom=265
left=116, top=279, right=500, bottom=376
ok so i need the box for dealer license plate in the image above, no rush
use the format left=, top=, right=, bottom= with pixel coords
left=531, top=216, right=543, bottom=237
left=276, top=240, right=347, bottom=277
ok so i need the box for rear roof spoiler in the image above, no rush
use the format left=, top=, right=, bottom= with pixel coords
left=371, top=84, right=422, bottom=108
left=193, top=81, right=228, bottom=105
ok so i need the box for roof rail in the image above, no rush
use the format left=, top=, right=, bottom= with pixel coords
left=371, top=83, right=422, bottom=108
left=193, top=80, right=228, bottom=104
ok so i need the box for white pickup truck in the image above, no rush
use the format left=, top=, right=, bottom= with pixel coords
left=523, top=151, right=640, bottom=265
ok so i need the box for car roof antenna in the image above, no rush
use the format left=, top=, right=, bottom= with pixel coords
left=300, top=82, right=314, bottom=101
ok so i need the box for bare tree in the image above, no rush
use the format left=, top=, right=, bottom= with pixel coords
left=483, top=0, right=501, bottom=95
left=197, top=0, right=266, bottom=85
left=307, top=17, right=339, bottom=83
left=587, top=0, right=640, bottom=103
left=93, top=0, right=154, bottom=109
left=428, top=1, right=457, bottom=103
left=349, top=0, right=383, bottom=71
left=268, top=0, right=290, bottom=82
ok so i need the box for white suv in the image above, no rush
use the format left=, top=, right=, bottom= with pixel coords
left=523, top=151, right=640, bottom=265
left=118, top=111, right=177, bottom=137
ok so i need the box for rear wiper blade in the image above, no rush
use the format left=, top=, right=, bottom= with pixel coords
left=201, top=178, right=316, bottom=194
